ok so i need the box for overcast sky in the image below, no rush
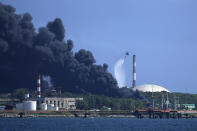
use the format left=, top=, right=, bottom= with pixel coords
left=1, top=0, right=197, bottom=93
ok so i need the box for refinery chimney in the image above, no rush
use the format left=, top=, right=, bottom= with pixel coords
left=132, top=55, right=136, bottom=88
left=37, top=74, right=41, bottom=98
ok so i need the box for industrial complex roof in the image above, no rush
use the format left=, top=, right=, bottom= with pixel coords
left=133, top=84, right=170, bottom=92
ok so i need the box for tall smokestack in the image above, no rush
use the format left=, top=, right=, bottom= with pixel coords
left=37, top=74, right=41, bottom=98
left=132, top=55, right=136, bottom=88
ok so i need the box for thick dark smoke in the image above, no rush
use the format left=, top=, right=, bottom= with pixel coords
left=0, top=2, right=141, bottom=98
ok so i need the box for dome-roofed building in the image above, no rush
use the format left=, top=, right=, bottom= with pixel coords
left=133, top=84, right=170, bottom=92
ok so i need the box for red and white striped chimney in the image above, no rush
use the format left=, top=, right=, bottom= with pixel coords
left=37, top=74, right=41, bottom=98
left=132, top=55, right=136, bottom=88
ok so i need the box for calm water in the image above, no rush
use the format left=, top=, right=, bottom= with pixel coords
left=0, top=117, right=197, bottom=131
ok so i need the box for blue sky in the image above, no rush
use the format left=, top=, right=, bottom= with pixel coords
left=1, top=0, right=197, bottom=93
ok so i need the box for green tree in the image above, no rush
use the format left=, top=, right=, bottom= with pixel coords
left=76, top=100, right=88, bottom=110
left=11, top=88, right=29, bottom=102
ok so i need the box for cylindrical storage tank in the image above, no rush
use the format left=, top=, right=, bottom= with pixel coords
left=24, top=93, right=29, bottom=99
left=16, top=103, right=23, bottom=110
left=23, top=101, right=37, bottom=111
left=41, top=103, right=47, bottom=111
left=47, top=104, right=54, bottom=111
left=54, top=106, right=59, bottom=111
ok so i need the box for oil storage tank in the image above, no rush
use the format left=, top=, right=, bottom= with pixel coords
left=23, top=101, right=37, bottom=111
left=133, top=84, right=170, bottom=92
left=16, top=103, right=23, bottom=110
left=41, top=103, right=47, bottom=111
left=47, top=104, right=54, bottom=111
left=54, top=106, right=59, bottom=111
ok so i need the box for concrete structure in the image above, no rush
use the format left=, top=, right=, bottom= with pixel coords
left=133, top=84, right=170, bottom=92
left=43, top=97, right=83, bottom=110
left=29, top=97, right=83, bottom=110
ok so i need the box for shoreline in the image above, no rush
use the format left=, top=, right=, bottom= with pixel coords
left=1, top=110, right=197, bottom=118
left=0, top=110, right=135, bottom=118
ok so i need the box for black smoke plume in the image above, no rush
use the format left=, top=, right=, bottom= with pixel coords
left=0, top=2, right=142, bottom=98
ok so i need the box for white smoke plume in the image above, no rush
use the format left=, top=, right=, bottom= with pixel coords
left=114, top=58, right=126, bottom=88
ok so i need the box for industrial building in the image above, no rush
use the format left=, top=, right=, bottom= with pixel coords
left=28, top=97, right=83, bottom=111
left=44, top=97, right=83, bottom=110
left=15, top=74, right=83, bottom=111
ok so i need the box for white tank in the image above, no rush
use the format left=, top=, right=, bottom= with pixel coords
left=16, top=103, right=23, bottom=110
left=54, top=106, right=59, bottom=111
left=23, top=101, right=37, bottom=111
left=47, top=104, right=54, bottom=111
left=24, top=93, right=29, bottom=99
left=133, top=84, right=170, bottom=92
left=41, top=103, right=47, bottom=111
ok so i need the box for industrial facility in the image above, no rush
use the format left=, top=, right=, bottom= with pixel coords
left=15, top=74, right=83, bottom=111
left=131, top=54, right=170, bottom=92
left=133, top=84, right=170, bottom=92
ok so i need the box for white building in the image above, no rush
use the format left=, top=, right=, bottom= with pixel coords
left=43, top=97, right=83, bottom=110
left=30, top=97, right=83, bottom=110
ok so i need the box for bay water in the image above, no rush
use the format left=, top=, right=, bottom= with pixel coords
left=0, top=117, right=197, bottom=131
